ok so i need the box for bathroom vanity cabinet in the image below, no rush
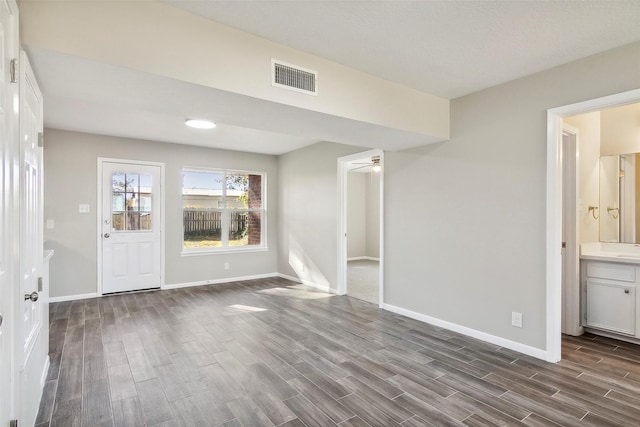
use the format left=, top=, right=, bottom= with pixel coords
left=582, top=261, right=637, bottom=336
left=578, top=243, right=640, bottom=343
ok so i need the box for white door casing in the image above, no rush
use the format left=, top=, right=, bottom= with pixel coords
left=99, top=160, right=163, bottom=294
left=0, top=1, right=18, bottom=425
left=19, top=50, right=45, bottom=427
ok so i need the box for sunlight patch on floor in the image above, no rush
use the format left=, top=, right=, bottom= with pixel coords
left=257, top=285, right=333, bottom=300
left=227, top=304, right=267, bottom=313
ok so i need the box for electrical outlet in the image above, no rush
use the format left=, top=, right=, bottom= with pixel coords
left=79, top=204, right=90, bottom=213
left=511, top=312, right=523, bottom=328
left=46, top=219, right=54, bottom=229
left=224, top=262, right=230, bottom=270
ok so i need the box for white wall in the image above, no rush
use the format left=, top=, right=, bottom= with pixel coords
left=601, top=103, right=640, bottom=156
left=347, top=172, right=366, bottom=258
left=599, top=155, right=620, bottom=242
left=365, top=172, right=380, bottom=259
left=383, top=41, right=640, bottom=350
left=278, top=141, right=366, bottom=290
left=44, top=129, right=278, bottom=298
left=564, top=112, right=601, bottom=244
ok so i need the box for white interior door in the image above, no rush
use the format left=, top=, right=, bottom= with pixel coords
left=561, top=128, right=581, bottom=336
left=101, top=161, right=162, bottom=294
left=0, top=1, right=18, bottom=425
left=19, top=50, right=45, bottom=427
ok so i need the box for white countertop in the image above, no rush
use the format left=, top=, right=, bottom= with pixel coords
left=581, top=242, right=640, bottom=264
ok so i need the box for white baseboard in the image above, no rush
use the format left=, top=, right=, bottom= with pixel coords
left=347, top=256, right=380, bottom=262
left=47, top=272, right=336, bottom=302
left=163, top=273, right=280, bottom=290
left=382, top=303, right=548, bottom=361
left=50, top=274, right=288, bottom=301
left=49, top=292, right=99, bottom=303
left=277, top=273, right=338, bottom=294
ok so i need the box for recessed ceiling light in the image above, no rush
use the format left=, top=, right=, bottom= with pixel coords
left=185, top=118, right=216, bottom=129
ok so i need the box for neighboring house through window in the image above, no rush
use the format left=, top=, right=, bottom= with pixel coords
left=182, top=168, right=265, bottom=252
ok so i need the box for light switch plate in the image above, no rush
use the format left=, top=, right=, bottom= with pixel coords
left=79, top=204, right=90, bottom=213
left=46, top=219, right=54, bottom=229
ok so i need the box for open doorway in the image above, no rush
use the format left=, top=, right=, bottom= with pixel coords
left=547, top=88, right=640, bottom=362
left=337, top=149, right=384, bottom=306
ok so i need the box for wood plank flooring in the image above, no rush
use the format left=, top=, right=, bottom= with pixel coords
left=36, top=277, right=640, bottom=426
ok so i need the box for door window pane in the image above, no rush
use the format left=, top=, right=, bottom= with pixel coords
left=112, top=173, right=125, bottom=192
left=112, top=213, right=125, bottom=231
left=126, top=173, right=139, bottom=192
left=127, top=212, right=140, bottom=231
left=111, top=172, right=152, bottom=231
left=139, top=195, right=152, bottom=212
left=112, top=193, right=125, bottom=212
left=140, top=213, right=152, bottom=230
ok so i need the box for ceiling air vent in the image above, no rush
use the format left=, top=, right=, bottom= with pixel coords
left=272, top=60, right=317, bottom=95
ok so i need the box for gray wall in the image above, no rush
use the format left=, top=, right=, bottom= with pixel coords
left=277, top=141, right=365, bottom=290
left=385, top=41, right=640, bottom=350
left=347, top=171, right=381, bottom=260
left=365, top=172, right=380, bottom=259
left=347, top=172, right=366, bottom=258
left=44, top=129, right=278, bottom=298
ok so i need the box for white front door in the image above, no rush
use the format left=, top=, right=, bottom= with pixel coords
left=101, top=161, right=162, bottom=294
left=0, top=1, right=18, bottom=426
left=19, top=51, right=45, bottom=427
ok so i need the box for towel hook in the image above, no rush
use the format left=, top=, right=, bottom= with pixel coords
left=588, top=206, right=599, bottom=220
left=608, top=207, right=619, bottom=219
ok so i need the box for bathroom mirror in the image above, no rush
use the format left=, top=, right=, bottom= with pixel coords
left=599, top=153, right=640, bottom=243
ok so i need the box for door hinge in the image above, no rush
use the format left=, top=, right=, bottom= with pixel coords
left=38, top=132, right=44, bottom=147
left=38, top=276, right=43, bottom=292
left=10, top=419, right=18, bottom=427
left=9, top=58, right=17, bottom=83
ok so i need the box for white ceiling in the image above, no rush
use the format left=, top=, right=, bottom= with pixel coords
left=28, top=1, right=640, bottom=155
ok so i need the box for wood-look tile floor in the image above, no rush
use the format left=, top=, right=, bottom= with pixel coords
left=36, top=277, right=640, bottom=427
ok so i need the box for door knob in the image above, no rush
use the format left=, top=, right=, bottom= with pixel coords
left=104, top=233, right=110, bottom=238
left=24, top=291, right=39, bottom=302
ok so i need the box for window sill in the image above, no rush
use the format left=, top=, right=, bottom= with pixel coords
left=180, top=246, right=269, bottom=257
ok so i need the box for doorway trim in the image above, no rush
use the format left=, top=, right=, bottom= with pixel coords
left=547, top=88, right=640, bottom=362
left=337, top=149, right=384, bottom=307
left=96, top=157, right=166, bottom=296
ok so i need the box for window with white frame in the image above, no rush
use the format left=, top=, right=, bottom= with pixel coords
left=182, top=169, right=265, bottom=251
